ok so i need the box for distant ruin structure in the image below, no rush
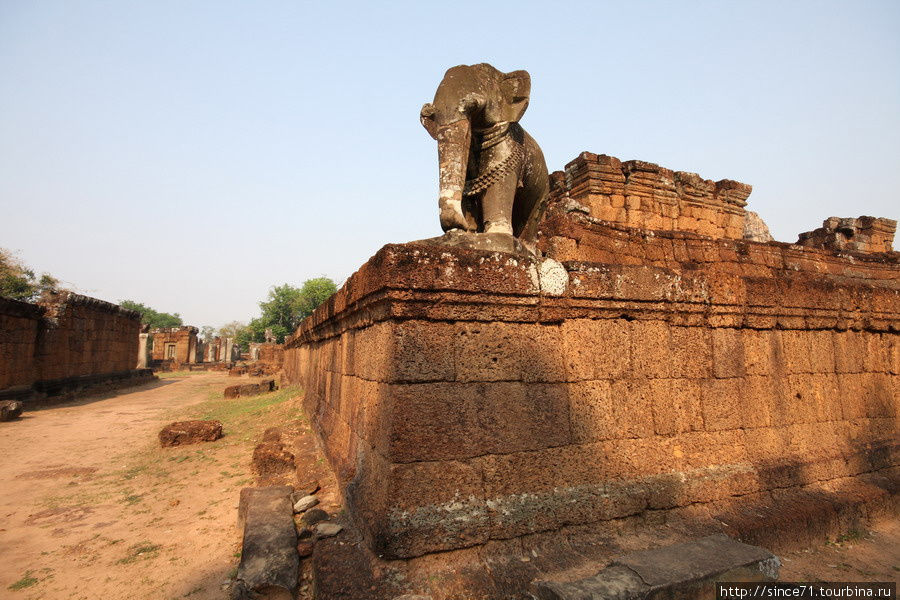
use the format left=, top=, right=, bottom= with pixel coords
left=282, top=148, right=898, bottom=595
left=150, top=326, right=198, bottom=367
left=203, top=336, right=238, bottom=364
left=0, top=292, right=153, bottom=401
left=248, top=341, right=284, bottom=375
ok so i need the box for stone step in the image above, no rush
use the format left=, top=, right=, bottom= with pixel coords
left=532, top=534, right=779, bottom=600
left=232, top=486, right=298, bottom=600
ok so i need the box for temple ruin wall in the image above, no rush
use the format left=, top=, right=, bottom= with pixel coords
left=550, top=152, right=752, bottom=240
left=283, top=235, right=898, bottom=560
left=0, top=292, right=148, bottom=399
left=150, top=326, right=199, bottom=365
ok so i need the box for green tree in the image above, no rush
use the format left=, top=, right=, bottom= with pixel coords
left=0, top=248, right=59, bottom=302
left=119, top=300, right=183, bottom=328
left=218, top=321, right=247, bottom=339
left=295, top=277, right=339, bottom=321
left=250, top=277, right=337, bottom=344
left=199, top=325, right=216, bottom=342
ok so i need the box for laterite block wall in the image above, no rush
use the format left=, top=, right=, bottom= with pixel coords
left=284, top=234, right=898, bottom=560
left=0, top=297, right=43, bottom=390
left=0, top=292, right=145, bottom=398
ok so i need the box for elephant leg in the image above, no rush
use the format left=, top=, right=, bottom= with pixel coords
left=481, top=169, right=519, bottom=235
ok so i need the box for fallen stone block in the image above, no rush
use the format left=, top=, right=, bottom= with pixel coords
left=225, top=380, right=277, bottom=399
left=232, top=486, right=298, bottom=600
left=300, top=507, right=329, bottom=528
left=239, top=383, right=261, bottom=396
left=533, top=535, right=779, bottom=600
left=315, top=522, right=343, bottom=538
left=158, top=420, right=223, bottom=447
left=252, top=442, right=295, bottom=476
left=292, top=495, right=319, bottom=513
left=0, top=400, right=24, bottom=421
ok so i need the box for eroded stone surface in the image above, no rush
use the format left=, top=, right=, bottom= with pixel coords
left=797, top=215, right=896, bottom=253
left=743, top=211, right=773, bottom=243
left=533, top=535, right=779, bottom=600
left=158, top=420, right=223, bottom=447
left=421, top=64, right=549, bottom=246
left=292, top=495, right=319, bottom=513
left=251, top=442, right=295, bottom=476
left=282, top=233, right=898, bottom=562
left=232, top=486, right=297, bottom=599
left=0, top=400, right=23, bottom=421
left=0, top=293, right=149, bottom=401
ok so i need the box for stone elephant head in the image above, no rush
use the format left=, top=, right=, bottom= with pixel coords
left=420, top=63, right=549, bottom=247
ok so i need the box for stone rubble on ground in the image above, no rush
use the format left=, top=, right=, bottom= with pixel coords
left=158, top=419, right=223, bottom=447
left=315, top=522, right=343, bottom=538
left=292, top=494, right=319, bottom=513
left=0, top=400, right=24, bottom=421
left=300, top=507, right=329, bottom=528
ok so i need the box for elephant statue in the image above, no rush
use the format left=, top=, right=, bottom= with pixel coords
left=420, top=63, right=549, bottom=252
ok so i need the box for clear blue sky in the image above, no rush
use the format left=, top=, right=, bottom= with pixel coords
left=2, top=1, right=898, bottom=328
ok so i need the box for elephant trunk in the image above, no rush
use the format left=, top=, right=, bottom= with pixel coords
left=436, top=119, right=474, bottom=232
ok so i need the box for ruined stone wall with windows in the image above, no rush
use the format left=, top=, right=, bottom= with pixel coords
left=150, top=326, right=198, bottom=366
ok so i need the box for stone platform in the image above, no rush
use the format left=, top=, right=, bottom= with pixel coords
left=281, top=193, right=897, bottom=597
left=284, top=227, right=898, bottom=558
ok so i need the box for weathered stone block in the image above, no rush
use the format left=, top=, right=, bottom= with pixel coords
left=560, top=319, right=631, bottom=380
left=701, top=377, right=743, bottom=431
left=158, top=420, right=223, bottom=447
left=392, top=320, right=455, bottom=382
left=383, top=382, right=572, bottom=462
left=609, top=378, right=656, bottom=438
left=650, top=378, right=703, bottom=435
left=712, top=328, right=746, bottom=378
left=455, top=322, right=565, bottom=383
left=670, top=326, right=711, bottom=378
left=232, top=486, right=298, bottom=599
left=630, top=321, right=671, bottom=378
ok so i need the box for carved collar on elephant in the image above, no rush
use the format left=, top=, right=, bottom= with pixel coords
left=473, top=121, right=512, bottom=150
left=463, top=142, right=525, bottom=197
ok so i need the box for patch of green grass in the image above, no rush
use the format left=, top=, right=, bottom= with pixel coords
left=122, top=464, right=148, bottom=480
left=188, top=386, right=300, bottom=428
left=122, top=493, right=143, bottom=505
left=117, top=542, right=161, bottom=564
left=7, top=572, right=38, bottom=591
left=830, top=529, right=866, bottom=544
left=157, top=370, right=198, bottom=379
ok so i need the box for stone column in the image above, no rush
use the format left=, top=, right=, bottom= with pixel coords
left=137, top=333, right=149, bottom=369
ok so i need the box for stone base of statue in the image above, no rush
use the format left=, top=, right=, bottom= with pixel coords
left=413, top=229, right=534, bottom=256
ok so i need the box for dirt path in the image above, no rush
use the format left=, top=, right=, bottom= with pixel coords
left=779, top=519, right=900, bottom=583
left=0, top=373, right=303, bottom=599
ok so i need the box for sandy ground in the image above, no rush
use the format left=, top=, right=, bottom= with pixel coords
left=779, top=519, right=900, bottom=583
left=1, top=372, right=896, bottom=598
left=0, top=372, right=303, bottom=600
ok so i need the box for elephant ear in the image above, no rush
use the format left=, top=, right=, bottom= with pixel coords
left=499, top=70, right=531, bottom=123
